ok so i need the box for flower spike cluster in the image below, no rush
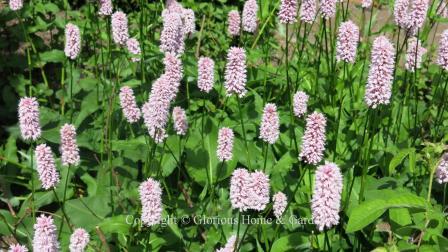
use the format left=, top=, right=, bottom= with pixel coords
left=33, top=215, right=60, bottom=252
left=217, top=127, right=234, bottom=162
left=242, top=0, right=258, bottom=33
left=311, top=162, right=343, bottom=231
left=9, top=0, right=23, bottom=11
left=64, top=23, right=81, bottom=60
left=300, top=0, right=317, bottom=23
left=111, top=11, right=129, bottom=45
left=172, top=106, right=188, bottom=135
left=35, top=144, right=60, bottom=190
left=69, top=228, right=90, bottom=252
left=119, top=86, right=141, bottom=123
left=198, top=57, right=215, bottom=93
left=273, top=192, right=287, bottom=219
left=98, top=0, right=112, bottom=16
left=293, top=91, right=309, bottom=118
left=321, top=0, right=337, bottom=19
left=230, top=168, right=270, bottom=211
left=259, top=103, right=280, bottom=144
left=436, top=153, right=448, bottom=184
left=228, top=10, right=241, bottom=37
left=126, top=38, right=141, bottom=62
left=18, top=97, right=41, bottom=141
left=60, top=123, right=80, bottom=166
left=8, top=244, right=28, bottom=252
left=278, top=0, right=298, bottom=24
left=437, top=29, right=448, bottom=70
left=405, top=37, right=427, bottom=72
left=139, top=178, right=163, bottom=226
left=160, top=11, right=185, bottom=55
left=299, top=112, right=327, bottom=165
left=364, top=36, right=395, bottom=108
left=224, top=47, right=247, bottom=97
left=336, top=20, right=359, bottom=63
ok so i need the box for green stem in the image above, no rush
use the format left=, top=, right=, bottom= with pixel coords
left=237, top=96, right=252, bottom=169
left=234, top=211, right=242, bottom=252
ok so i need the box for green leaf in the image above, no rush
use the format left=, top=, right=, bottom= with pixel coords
left=98, top=215, right=130, bottom=235
left=388, top=148, right=415, bottom=175
left=346, top=199, right=387, bottom=233
left=270, top=232, right=309, bottom=252
left=40, top=50, right=65, bottom=63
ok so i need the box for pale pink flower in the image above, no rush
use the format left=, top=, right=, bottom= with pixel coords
left=198, top=57, right=215, bottom=93
left=394, top=0, right=411, bottom=29
left=273, top=192, right=287, bottom=219
left=228, top=10, right=241, bottom=37
left=18, top=97, right=41, bottom=141
left=224, top=47, right=247, bottom=97
left=163, top=52, right=183, bottom=90
left=299, top=112, right=327, bottom=165
left=182, top=8, right=196, bottom=35
left=64, top=23, right=81, bottom=60
left=33, top=215, right=60, bottom=252
left=216, top=235, right=237, bottom=252
left=408, top=0, right=429, bottom=34
left=98, top=0, right=112, bottom=16
left=365, top=36, right=395, bottom=108
left=242, top=0, right=258, bottom=33
left=9, top=0, right=23, bottom=11
left=172, top=106, right=188, bottom=135
left=247, top=170, right=270, bottom=211
left=436, top=153, right=448, bottom=184
left=293, top=91, right=309, bottom=118
left=321, top=0, right=337, bottom=19
left=311, top=162, right=343, bottom=231
left=160, top=11, right=185, bottom=55
left=259, top=103, right=280, bottom=144
left=142, top=77, right=171, bottom=143
left=111, top=11, right=129, bottom=46
left=35, top=144, right=60, bottom=190
left=278, top=0, right=298, bottom=24
left=362, top=0, right=372, bottom=8
left=139, top=177, right=163, bottom=226
left=217, top=127, right=234, bottom=162
left=60, top=123, right=80, bottom=166
left=126, top=38, right=141, bottom=62
left=119, top=86, right=141, bottom=123
left=230, top=168, right=251, bottom=211
left=437, top=29, right=448, bottom=70
left=230, top=168, right=270, bottom=211
left=300, top=0, right=317, bottom=23
left=69, top=228, right=90, bottom=252
left=336, top=20, right=359, bottom=63
left=405, top=37, right=427, bottom=72
left=8, top=244, right=28, bottom=252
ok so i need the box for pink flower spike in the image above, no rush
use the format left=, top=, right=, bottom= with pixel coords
left=172, top=106, right=188, bottom=135
left=126, top=38, right=141, bottom=62
left=299, top=112, right=327, bottom=165
left=9, top=0, right=23, bottom=11
left=278, top=0, right=298, bottom=24
left=408, top=0, right=429, bottom=34
left=394, top=0, right=410, bottom=29
left=216, top=235, right=237, bottom=252
left=119, top=86, right=142, bottom=123
left=224, top=47, right=247, bottom=97
left=300, top=0, right=317, bottom=23
left=183, top=8, right=196, bottom=35
left=364, top=36, right=395, bottom=108
left=111, top=11, right=129, bottom=46
left=248, top=170, right=270, bottom=211
left=336, top=20, right=359, bottom=63
left=362, top=0, right=372, bottom=8
left=405, top=37, right=427, bottom=72
left=228, top=10, right=241, bottom=37
left=311, top=162, right=343, bottom=231
left=273, top=192, right=287, bottom=219
left=98, top=0, right=112, bottom=16
left=259, top=103, right=280, bottom=144
left=33, top=215, right=60, bottom=252
left=18, top=97, right=41, bottom=141
left=230, top=168, right=251, bottom=211
left=35, top=144, right=60, bottom=190
left=293, top=91, right=309, bottom=118
left=139, top=177, right=163, bottom=226
left=437, top=29, right=448, bottom=71
left=8, top=244, right=28, bottom=252
left=217, top=127, right=234, bottom=162
left=321, top=0, right=337, bottom=19
left=160, top=11, right=185, bottom=55
left=60, top=123, right=80, bottom=166
left=242, top=0, right=258, bottom=33
left=198, top=57, right=215, bottom=93
left=69, top=228, right=90, bottom=252
left=436, top=153, right=448, bottom=184
left=64, top=23, right=81, bottom=60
